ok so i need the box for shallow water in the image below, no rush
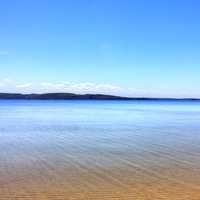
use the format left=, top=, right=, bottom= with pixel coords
left=1, top=100, right=200, bottom=199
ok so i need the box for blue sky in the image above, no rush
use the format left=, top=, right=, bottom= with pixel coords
left=0, top=0, right=200, bottom=97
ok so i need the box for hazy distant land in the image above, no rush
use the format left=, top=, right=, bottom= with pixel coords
left=0, top=93, right=199, bottom=100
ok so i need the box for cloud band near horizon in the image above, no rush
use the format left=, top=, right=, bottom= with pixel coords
left=0, top=79, right=199, bottom=98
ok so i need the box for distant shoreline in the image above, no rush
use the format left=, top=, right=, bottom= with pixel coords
left=0, top=93, right=199, bottom=101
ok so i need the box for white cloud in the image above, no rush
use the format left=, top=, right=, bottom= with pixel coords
left=0, top=78, right=13, bottom=87
left=0, top=79, right=135, bottom=96
left=36, top=82, right=125, bottom=95
left=16, top=83, right=32, bottom=88
left=0, top=79, right=199, bottom=98
left=2, top=78, right=12, bottom=83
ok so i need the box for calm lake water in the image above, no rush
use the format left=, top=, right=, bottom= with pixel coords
left=1, top=100, right=200, bottom=200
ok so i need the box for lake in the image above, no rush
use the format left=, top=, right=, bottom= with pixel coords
left=0, top=100, right=200, bottom=199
